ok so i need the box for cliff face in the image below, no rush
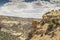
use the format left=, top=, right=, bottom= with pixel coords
left=30, top=9, right=60, bottom=40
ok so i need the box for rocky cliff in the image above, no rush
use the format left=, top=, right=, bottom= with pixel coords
left=30, top=9, right=60, bottom=40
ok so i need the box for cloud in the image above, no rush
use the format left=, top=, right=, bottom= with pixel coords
left=50, top=0, right=60, bottom=3
left=0, top=0, right=60, bottom=18
left=9, top=0, right=24, bottom=2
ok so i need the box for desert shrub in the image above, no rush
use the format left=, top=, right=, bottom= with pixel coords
left=41, top=20, right=45, bottom=26
left=28, top=32, right=33, bottom=38
left=54, top=22, right=60, bottom=29
left=48, top=24, right=54, bottom=31
left=56, top=22, right=60, bottom=26
left=45, top=24, right=54, bottom=35
left=45, top=12, right=50, bottom=14
left=52, top=19, right=60, bottom=28
left=52, top=19, right=56, bottom=24
left=26, top=31, right=35, bottom=40
left=51, top=10, right=54, bottom=12
left=59, top=9, right=60, bottom=11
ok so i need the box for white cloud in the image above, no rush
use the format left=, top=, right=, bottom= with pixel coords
left=0, top=0, right=60, bottom=18
left=50, top=0, right=60, bottom=3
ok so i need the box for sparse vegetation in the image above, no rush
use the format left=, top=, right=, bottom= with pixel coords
left=52, top=19, right=56, bottom=24
left=41, top=20, right=45, bottom=26
left=26, top=31, right=35, bottom=40
left=0, top=31, right=20, bottom=40
left=45, top=24, right=54, bottom=35
left=45, top=12, right=50, bottom=14
left=51, top=10, right=54, bottom=12
left=59, top=9, right=60, bottom=11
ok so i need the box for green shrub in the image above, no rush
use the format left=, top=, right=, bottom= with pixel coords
left=45, top=12, right=50, bottom=14
left=41, top=21, right=45, bottom=26
left=48, top=24, right=53, bottom=31
left=59, top=9, right=60, bottom=11
left=45, top=24, right=54, bottom=35
left=52, top=19, right=56, bottom=24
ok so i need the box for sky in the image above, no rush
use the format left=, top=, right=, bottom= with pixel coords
left=0, top=0, right=37, bottom=5
left=0, top=0, right=10, bottom=6
left=0, top=0, right=60, bottom=18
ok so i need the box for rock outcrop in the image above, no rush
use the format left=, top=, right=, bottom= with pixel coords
left=30, top=9, right=60, bottom=40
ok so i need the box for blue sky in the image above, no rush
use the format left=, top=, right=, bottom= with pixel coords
left=0, top=0, right=37, bottom=3
left=0, top=0, right=36, bottom=6
left=0, top=0, right=10, bottom=6
left=25, top=0, right=50, bottom=2
left=0, top=0, right=37, bottom=6
left=0, top=0, right=50, bottom=6
left=25, top=0, right=37, bottom=2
